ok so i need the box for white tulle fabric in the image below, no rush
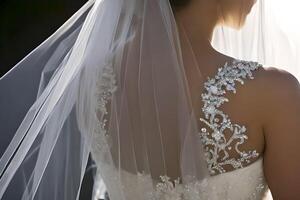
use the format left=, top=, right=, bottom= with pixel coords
left=92, top=158, right=267, bottom=200
left=0, top=0, right=299, bottom=199
left=91, top=59, right=271, bottom=200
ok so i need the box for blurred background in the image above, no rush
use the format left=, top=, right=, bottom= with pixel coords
left=0, top=0, right=86, bottom=76
left=0, top=1, right=97, bottom=199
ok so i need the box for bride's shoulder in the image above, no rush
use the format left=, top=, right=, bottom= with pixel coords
left=253, top=64, right=300, bottom=118
left=259, top=65, right=297, bottom=81
left=255, top=65, right=299, bottom=95
left=224, top=58, right=298, bottom=95
left=236, top=62, right=300, bottom=118
left=254, top=66, right=300, bottom=198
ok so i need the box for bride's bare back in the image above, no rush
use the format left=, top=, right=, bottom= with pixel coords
left=174, top=0, right=300, bottom=198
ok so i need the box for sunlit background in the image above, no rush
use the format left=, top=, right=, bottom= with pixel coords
left=272, top=0, right=300, bottom=38
left=264, top=0, right=300, bottom=79
left=212, top=0, right=300, bottom=82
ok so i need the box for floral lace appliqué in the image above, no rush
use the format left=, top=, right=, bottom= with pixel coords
left=93, top=62, right=118, bottom=155
left=198, top=59, right=262, bottom=175
left=148, top=159, right=267, bottom=200
left=92, top=59, right=269, bottom=200
left=150, top=175, right=184, bottom=200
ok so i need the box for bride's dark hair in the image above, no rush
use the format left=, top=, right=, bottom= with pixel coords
left=169, top=0, right=190, bottom=7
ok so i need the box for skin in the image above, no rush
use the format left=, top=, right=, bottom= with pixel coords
left=174, top=0, right=300, bottom=199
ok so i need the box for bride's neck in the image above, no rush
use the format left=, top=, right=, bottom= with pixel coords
left=173, top=1, right=221, bottom=59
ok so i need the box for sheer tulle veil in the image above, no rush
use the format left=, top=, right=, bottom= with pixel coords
left=0, top=0, right=299, bottom=199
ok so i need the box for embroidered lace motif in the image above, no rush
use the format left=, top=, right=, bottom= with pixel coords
left=151, top=176, right=266, bottom=200
left=145, top=59, right=267, bottom=200
left=92, top=59, right=269, bottom=200
left=198, top=59, right=262, bottom=175
left=93, top=62, right=117, bottom=154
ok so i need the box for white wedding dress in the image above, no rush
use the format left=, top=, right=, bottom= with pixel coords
left=91, top=59, right=272, bottom=200
left=1, top=1, right=299, bottom=199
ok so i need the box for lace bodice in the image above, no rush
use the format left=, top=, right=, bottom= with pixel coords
left=95, top=157, right=269, bottom=200
left=198, top=59, right=261, bottom=175
left=91, top=59, right=271, bottom=200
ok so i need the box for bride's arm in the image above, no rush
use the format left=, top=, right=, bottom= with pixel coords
left=262, top=67, right=300, bottom=199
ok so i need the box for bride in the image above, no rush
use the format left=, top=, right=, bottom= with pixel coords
left=0, top=0, right=299, bottom=199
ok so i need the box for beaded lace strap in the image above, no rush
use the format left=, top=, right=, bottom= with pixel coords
left=93, top=62, right=118, bottom=155
left=198, top=59, right=262, bottom=175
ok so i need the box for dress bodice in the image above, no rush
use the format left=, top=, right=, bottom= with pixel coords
left=91, top=58, right=272, bottom=200
left=91, top=157, right=270, bottom=200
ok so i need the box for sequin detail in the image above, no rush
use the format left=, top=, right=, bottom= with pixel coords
left=91, top=62, right=118, bottom=200
left=92, top=62, right=117, bottom=155
left=91, top=59, right=269, bottom=200
left=150, top=175, right=184, bottom=200
left=148, top=158, right=267, bottom=200
left=198, top=59, right=262, bottom=175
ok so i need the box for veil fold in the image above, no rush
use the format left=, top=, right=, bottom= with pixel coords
left=0, top=0, right=299, bottom=199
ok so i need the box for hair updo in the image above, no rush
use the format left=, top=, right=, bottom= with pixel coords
left=169, top=0, right=191, bottom=8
